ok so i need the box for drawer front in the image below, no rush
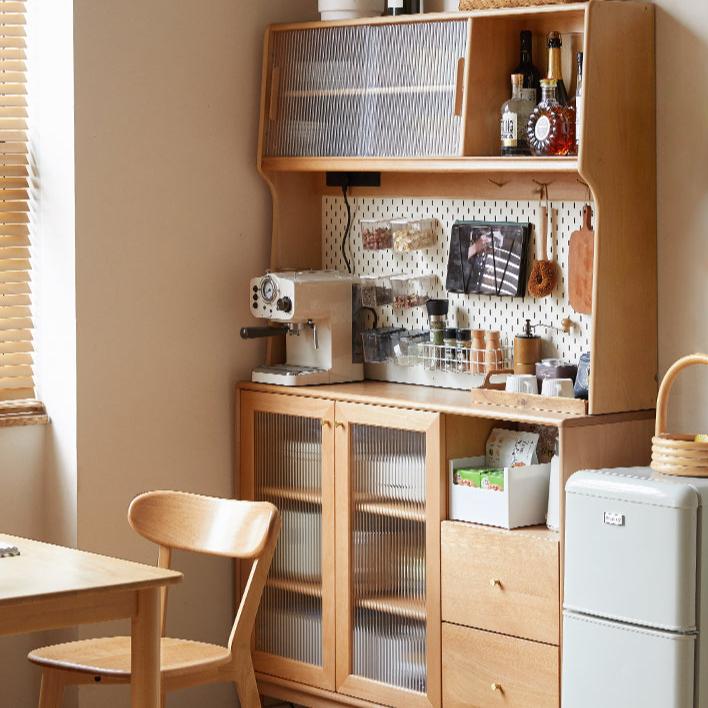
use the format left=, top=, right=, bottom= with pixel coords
left=441, top=521, right=559, bottom=645
left=442, top=623, right=559, bottom=708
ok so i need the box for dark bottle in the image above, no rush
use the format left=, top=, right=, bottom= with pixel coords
left=386, top=0, right=420, bottom=14
left=513, top=30, right=541, bottom=102
left=546, top=31, right=569, bottom=106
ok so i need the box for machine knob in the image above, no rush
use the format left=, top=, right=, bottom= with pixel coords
left=276, top=296, right=292, bottom=313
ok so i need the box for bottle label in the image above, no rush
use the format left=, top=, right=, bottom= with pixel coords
left=534, top=115, right=551, bottom=142
left=576, top=95, right=583, bottom=146
left=501, top=112, right=518, bottom=147
left=388, top=0, right=404, bottom=6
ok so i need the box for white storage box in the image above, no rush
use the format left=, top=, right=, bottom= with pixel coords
left=448, top=456, right=551, bottom=529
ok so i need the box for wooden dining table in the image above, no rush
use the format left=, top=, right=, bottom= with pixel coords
left=0, top=533, right=182, bottom=707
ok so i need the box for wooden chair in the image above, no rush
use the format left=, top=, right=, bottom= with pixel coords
left=28, top=491, right=280, bottom=708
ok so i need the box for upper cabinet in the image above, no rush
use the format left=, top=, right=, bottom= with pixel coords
left=264, top=20, right=469, bottom=158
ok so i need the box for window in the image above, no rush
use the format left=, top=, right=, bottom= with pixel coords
left=0, top=1, right=35, bottom=414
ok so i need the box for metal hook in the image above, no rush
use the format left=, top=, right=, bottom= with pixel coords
left=532, top=179, right=552, bottom=203
left=487, top=178, right=508, bottom=189
left=576, top=178, right=593, bottom=206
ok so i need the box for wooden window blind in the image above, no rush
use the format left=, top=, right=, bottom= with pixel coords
left=0, top=1, right=32, bottom=406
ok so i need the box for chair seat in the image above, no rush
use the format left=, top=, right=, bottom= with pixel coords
left=28, top=636, right=232, bottom=679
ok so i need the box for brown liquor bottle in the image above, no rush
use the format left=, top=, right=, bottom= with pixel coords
left=527, top=79, right=575, bottom=156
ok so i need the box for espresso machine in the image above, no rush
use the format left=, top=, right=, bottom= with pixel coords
left=241, top=270, right=364, bottom=386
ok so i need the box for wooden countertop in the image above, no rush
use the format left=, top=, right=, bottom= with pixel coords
left=237, top=381, right=655, bottom=429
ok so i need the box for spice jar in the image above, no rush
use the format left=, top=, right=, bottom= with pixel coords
left=472, top=329, right=486, bottom=374
left=444, top=328, right=458, bottom=372
left=485, top=330, right=502, bottom=373
left=425, top=299, right=448, bottom=371
left=456, top=329, right=472, bottom=373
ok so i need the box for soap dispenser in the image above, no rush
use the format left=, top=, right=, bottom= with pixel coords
left=514, top=319, right=541, bottom=374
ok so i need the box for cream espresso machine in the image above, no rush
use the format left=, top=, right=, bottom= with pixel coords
left=241, top=270, right=363, bottom=386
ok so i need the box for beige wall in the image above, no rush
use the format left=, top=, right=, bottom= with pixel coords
left=71, top=1, right=314, bottom=707
left=655, top=0, right=708, bottom=433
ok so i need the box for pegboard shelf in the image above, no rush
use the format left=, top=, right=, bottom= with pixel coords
left=262, top=157, right=579, bottom=175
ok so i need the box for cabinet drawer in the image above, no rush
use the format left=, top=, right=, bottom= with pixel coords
left=441, top=521, right=559, bottom=645
left=442, top=623, right=559, bottom=708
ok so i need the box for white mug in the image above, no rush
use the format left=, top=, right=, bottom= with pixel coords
left=505, top=374, right=539, bottom=395
left=541, top=377, right=575, bottom=398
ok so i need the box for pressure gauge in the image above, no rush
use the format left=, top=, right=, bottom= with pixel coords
left=260, top=275, right=278, bottom=304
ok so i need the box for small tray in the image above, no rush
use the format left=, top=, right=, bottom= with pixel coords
left=469, top=388, right=589, bottom=416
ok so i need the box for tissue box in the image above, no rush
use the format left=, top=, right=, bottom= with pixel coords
left=449, top=456, right=551, bottom=529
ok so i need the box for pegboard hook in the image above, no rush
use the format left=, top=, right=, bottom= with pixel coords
left=487, top=178, right=509, bottom=189
left=532, top=179, right=552, bottom=203
left=576, top=178, right=593, bottom=206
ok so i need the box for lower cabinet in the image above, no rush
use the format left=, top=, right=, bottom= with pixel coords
left=442, top=623, right=560, bottom=708
left=239, top=391, right=443, bottom=707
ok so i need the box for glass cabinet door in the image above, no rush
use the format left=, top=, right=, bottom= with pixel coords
left=334, top=402, right=442, bottom=708
left=239, top=392, right=336, bottom=691
left=264, top=20, right=470, bottom=159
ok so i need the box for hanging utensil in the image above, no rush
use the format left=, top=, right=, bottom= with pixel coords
left=527, top=188, right=558, bottom=298
left=568, top=204, right=595, bottom=314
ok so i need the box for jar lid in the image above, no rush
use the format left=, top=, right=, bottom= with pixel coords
left=456, top=329, right=471, bottom=341
left=426, top=299, right=449, bottom=317
left=444, top=328, right=458, bottom=339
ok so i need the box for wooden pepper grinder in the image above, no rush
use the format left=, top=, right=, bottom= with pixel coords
left=485, top=330, right=502, bottom=373
left=514, top=319, right=542, bottom=375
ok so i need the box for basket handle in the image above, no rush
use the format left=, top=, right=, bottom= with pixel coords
left=656, top=354, right=708, bottom=436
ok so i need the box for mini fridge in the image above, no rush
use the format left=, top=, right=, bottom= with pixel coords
left=562, top=467, right=708, bottom=707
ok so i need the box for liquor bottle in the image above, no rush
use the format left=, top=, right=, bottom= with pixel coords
left=546, top=31, right=569, bottom=106
left=500, top=74, right=535, bottom=157
left=513, top=30, right=541, bottom=102
left=527, top=79, right=575, bottom=156
left=572, top=52, right=584, bottom=151
left=386, top=0, right=420, bottom=14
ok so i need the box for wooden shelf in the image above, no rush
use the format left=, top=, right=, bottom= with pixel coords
left=260, top=486, right=322, bottom=505
left=357, top=595, right=426, bottom=622
left=267, top=577, right=323, bottom=598
left=261, top=156, right=579, bottom=175
left=356, top=497, right=426, bottom=523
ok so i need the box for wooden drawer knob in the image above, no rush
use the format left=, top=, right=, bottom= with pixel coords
left=321, top=420, right=331, bottom=429
left=491, top=683, right=503, bottom=693
left=490, top=578, right=502, bottom=588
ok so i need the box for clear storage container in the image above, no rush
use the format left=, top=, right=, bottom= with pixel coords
left=359, top=275, right=395, bottom=308
left=392, top=218, right=437, bottom=252
left=361, top=327, right=405, bottom=363
left=361, top=219, right=393, bottom=250
left=391, top=274, right=435, bottom=309
left=393, top=331, right=430, bottom=367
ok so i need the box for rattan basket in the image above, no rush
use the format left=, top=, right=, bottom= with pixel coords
left=651, top=354, right=708, bottom=477
left=459, top=0, right=580, bottom=8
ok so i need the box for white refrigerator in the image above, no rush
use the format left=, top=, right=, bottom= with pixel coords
left=562, top=467, right=708, bottom=707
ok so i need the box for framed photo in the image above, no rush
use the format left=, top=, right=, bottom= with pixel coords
left=446, top=221, right=531, bottom=297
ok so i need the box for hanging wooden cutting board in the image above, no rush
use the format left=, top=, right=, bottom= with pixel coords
left=568, top=205, right=595, bottom=314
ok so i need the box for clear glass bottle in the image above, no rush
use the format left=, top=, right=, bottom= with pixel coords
left=500, top=74, right=535, bottom=157
left=456, top=329, right=472, bottom=373
left=513, top=30, right=541, bottom=103
left=546, top=31, right=568, bottom=106
left=572, top=51, right=584, bottom=152
left=527, top=79, right=575, bottom=157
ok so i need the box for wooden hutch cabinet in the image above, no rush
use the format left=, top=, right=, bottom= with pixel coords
left=237, top=2, right=657, bottom=706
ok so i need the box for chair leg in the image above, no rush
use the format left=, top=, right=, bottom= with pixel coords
left=38, top=670, right=65, bottom=708
left=234, top=663, right=260, bottom=708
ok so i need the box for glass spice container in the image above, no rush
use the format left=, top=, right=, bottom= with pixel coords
left=425, top=299, right=448, bottom=371
left=443, top=328, right=458, bottom=373
left=527, top=79, right=575, bottom=156
left=456, top=329, right=472, bottom=373
left=360, top=219, right=393, bottom=250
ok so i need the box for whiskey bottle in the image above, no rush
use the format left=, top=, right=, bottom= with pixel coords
left=500, top=74, right=535, bottom=156
left=546, top=32, right=569, bottom=106
left=512, top=30, right=541, bottom=102
left=572, top=52, right=584, bottom=151
left=527, top=79, right=575, bottom=156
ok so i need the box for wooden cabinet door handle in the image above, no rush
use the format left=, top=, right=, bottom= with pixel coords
left=335, top=421, right=346, bottom=430
left=491, top=683, right=503, bottom=693
left=453, top=57, right=465, bottom=117
left=321, top=420, right=331, bottom=429
left=490, top=578, right=502, bottom=588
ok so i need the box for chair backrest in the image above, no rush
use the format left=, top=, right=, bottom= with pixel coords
left=129, top=490, right=277, bottom=559
left=127, top=490, right=280, bottom=653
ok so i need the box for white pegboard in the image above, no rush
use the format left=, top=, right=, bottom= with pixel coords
left=323, top=197, right=592, bottom=365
